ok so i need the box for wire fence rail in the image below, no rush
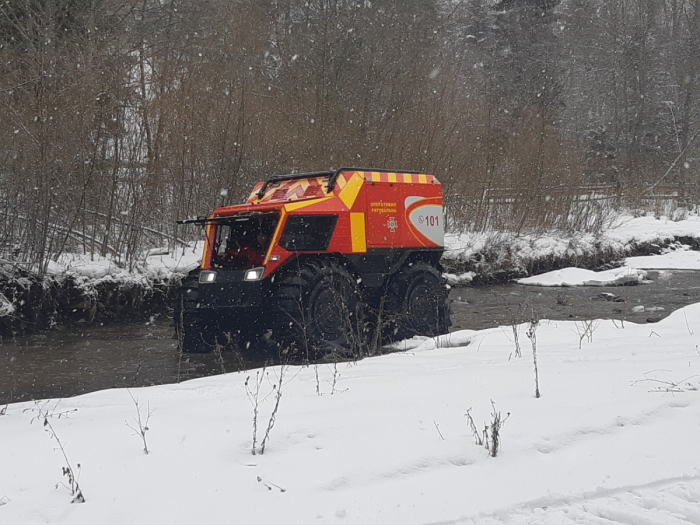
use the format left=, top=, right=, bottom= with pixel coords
left=445, top=183, right=698, bottom=234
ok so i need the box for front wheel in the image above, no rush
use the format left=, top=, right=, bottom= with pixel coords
left=269, top=259, right=364, bottom=359
left=174, top=283, right=218, bottom=354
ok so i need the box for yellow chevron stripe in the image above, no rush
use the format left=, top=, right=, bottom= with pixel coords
left=284, top=196, right=333, bottom=212
left=339, top=172, right=364, bottom=209
left=350, top=212, right=366, bottom=253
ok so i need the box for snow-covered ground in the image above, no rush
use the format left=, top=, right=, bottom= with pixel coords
left=2, top=297, right=700, bottom=524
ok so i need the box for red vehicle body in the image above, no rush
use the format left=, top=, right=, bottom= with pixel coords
left=176, top=168, right=450, bottom=357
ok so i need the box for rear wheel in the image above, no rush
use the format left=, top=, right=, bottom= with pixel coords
left=385, top=263, right=450, bottom=341
left=269, top=259, right=364, bottom=358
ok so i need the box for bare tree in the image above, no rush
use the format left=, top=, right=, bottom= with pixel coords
left=1, top=0, right=699, bottom=274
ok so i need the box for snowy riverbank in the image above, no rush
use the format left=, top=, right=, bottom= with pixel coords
left=0, top=244, right=204, bottom=337
left=442, top=214, right=700, bottom=284
left=2, top=301, right=699, bottom=524
left=1, top=214, right=700, bottom=335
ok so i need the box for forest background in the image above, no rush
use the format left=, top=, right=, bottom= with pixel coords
left=1, top=0, right=699, bottom=274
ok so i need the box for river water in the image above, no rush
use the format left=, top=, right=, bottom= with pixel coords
left=2, top=270, right=699, bottom=405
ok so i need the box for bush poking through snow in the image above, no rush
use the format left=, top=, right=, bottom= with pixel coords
left=574, top=320, right=600, bottom=349
left=30, top=402, right=85, bottom=504
left=328, top=362, right=345, bottom=395
left=501, top=298, right=528, bottom=359
left=257, top=475, right=286, bottom=492
left=633, top=372, right=700, bottom=393
left=212, top=335, right=227, bottom=375
left=314, top=362, right=345, bottom=396
left=510, top=322, right=522, bottom=359
left=245, top=364, right=289, bottom=455
left=466, top=403, right=509, bottom=456
left=176, top=296, right=185, bottom=383
left=260, top=365, right=287, bottom=455
left=527, top=316, right=541, bottom=399
left=0, top=394, right=9, bottom=416
left=314, top=365, right=321, bottom=396
left=125, top=390, right=153, bottom=455
left=484, top=400, right=509, bottom=458
left=433, top=421, right=445, bottom=440
left=245, top=369, right=264, bottom=454
left=0, top=291, right=14, bottom=317
left=465, top=408, right=483, bottom=446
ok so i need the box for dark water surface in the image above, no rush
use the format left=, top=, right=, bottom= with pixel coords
left=2, top=270, right=699, bottom=405
left=450, top=270, right=700, bottom=330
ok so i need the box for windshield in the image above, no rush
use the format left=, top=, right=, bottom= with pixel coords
left=211, top=212, right=278, bottom=269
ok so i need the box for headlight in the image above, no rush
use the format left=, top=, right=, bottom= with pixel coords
left=244, top=267, right=265, bottom=281
left=199, top=270, right=217, bottom=283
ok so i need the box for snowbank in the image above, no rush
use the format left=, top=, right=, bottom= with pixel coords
left=626, top=245, right=700, bottom=270
left=517, top=265, right=647, bottom=287
left=142, top=242, right=204, bottom=280
left=2, top=304, right=700, bottom=524
left=605, top=214, right=700, bottom=244
left=444, top=271, right=476, bottom=285
left=0, top=245, right=204, bottom=334
left=44, top=243, right=204, bottom=283
left=444, top=213, right=700, bottom=278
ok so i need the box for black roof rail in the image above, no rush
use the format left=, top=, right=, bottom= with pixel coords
left=176, top=210, right=277, bottom=225
left=176, top=215, right=209, bottom=225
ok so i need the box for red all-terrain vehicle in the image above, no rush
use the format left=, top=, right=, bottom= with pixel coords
left=175, top=168, right=450, bottom=357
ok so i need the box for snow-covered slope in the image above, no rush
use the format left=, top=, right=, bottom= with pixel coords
left=2, top=303, right=700, bottom=524
left=444, top=214, right=700, bottom=274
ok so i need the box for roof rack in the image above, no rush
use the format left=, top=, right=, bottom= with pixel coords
left=256, top=167, right=424, bottom=200
left=256, top=170, right=334, bottom=200
left=326, top=167, right=424, bottom=193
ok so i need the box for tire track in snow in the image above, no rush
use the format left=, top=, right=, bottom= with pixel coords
left=321, top=454, right=474, bottom=491
left=533, top=398, right=694, bottom=456
left=432, top=476, right=700, bottom=525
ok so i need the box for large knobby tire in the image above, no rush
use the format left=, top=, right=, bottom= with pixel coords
left=386, top=263, right=450, bottom=341
left=174, top=281, right=218, bottom=354
left=269, top=259, right=364, bottom=358
left=229, top=324, right=268, bottom=355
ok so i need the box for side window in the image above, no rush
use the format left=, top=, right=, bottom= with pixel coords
left=279, top=215, right=338, bottom=251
